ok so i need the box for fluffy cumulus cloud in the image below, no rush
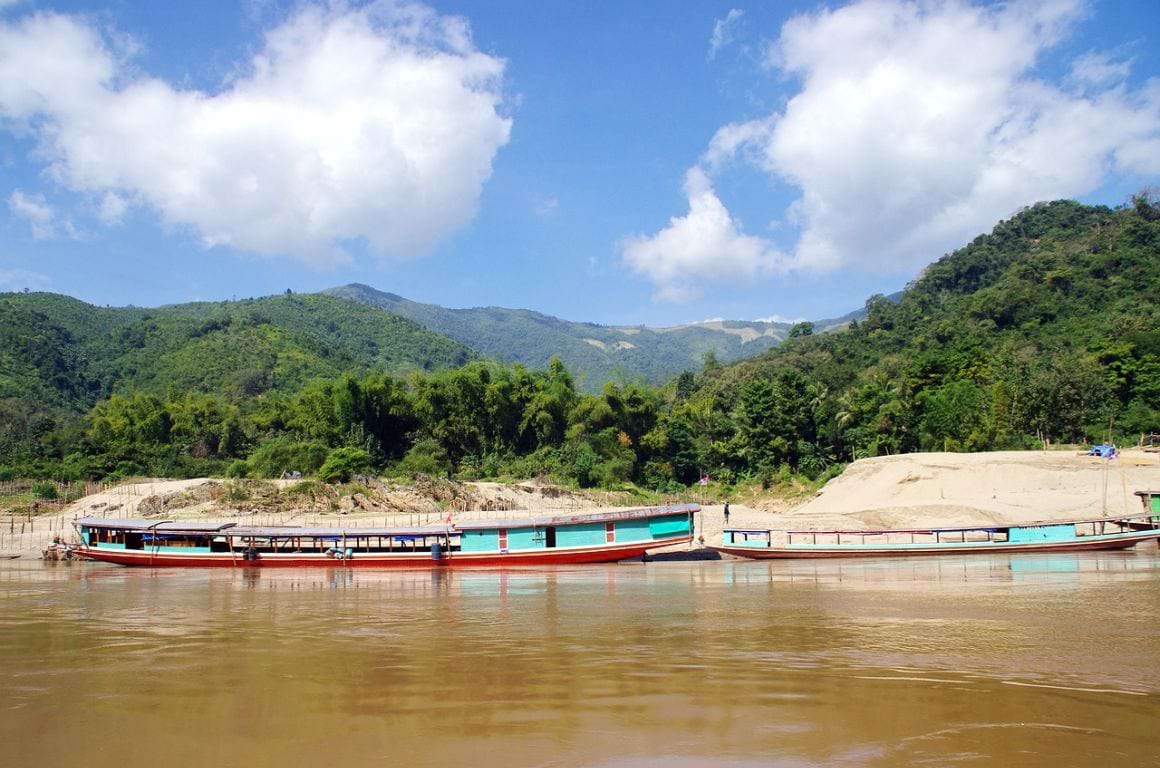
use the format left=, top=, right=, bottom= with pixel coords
left=620, top=168, right=783, bottom=302
left=0, top=2, right=511, bottom=264
left=625, top=0, right=1160, bottom=300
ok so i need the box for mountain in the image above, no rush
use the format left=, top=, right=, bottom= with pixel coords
left=5, top=196, right=1157, bottom=484
left=324, top=283, right=865, bottom=388
left=684, top=197, right=1160, bottom=462
left=0, top=292, right=473, bottom=410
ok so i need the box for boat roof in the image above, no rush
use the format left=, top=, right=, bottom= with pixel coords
left=75, top=518, right=237, bottom=533
left=74, top=503, right=699, bottom=537
left=228, top=525, right=451, bottom=539
left=724, top=510, right=1158, bottom=537
left=1133, top=490, right=1160, bottom=496
left=454, top=503, right=699, bottom=531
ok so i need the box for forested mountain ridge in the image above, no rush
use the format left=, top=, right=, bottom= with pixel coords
left=324, top=283, right=864, bottom=388
left=0, top=292, right=474, bottom=410
left=2, top=196, right=1156, bottom=487
left=679, top=197, right=1160, bottom=471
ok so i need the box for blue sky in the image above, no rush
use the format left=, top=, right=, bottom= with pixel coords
left=1, top=0, right=1158, bottom=326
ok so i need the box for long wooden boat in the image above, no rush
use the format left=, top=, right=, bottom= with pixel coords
left=61, top=504, right=697, bottom=568
left=712, top=506, right=1160, bottom=560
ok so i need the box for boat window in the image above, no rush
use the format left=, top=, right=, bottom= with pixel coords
left=546, top=526, right=557, bottom=548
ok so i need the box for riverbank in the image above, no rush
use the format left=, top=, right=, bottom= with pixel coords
left=4, top=449, right=1158, bottom=558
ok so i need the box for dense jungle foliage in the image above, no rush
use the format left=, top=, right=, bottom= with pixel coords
left=1, top=197, right=1157, bottom=488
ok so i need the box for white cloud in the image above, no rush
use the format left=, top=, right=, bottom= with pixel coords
left=1070, top=51, right=1131, bottom=87
left=619, top=167, right=784, bottom=302
left=755, top=0, right=1160, bottom=272
left=0, top=2, right=512, bottom=265
left=702, top=116, right=776, bottom=172
left=0, top=268, right=51, bottom=291
left=708, top=9, right=744, bottom=60
left=626, top=0, right=1160, bottom=300
left=8, top=189, right=77, bottom=239
left=754, top=314, right=805, bottom=324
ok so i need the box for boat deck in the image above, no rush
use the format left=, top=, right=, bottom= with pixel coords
left=714, top=512, right=1160, bottom=559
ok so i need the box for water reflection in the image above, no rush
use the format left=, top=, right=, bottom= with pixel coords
left=0, top=549, right=1157, bottom=767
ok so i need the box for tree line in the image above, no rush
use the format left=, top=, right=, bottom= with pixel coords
left=1, top=196, right=1157, bottom=489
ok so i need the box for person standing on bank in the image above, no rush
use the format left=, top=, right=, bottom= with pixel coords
left=723, top=501, right=730, bottom=524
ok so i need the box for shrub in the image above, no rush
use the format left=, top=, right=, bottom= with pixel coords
left=110, top=460, right=145, bottom=481
left=246, top=437, right=329, bottom=478
left=394, top=439, right=451, bottom=477
left=318, top=447, right=373, bottom=484
left=225, top=459, right=249, bottom=479
left=59, top=453, right=92, bottom=482
left=224, top=482, right=251, bottom=502
left=31, top=482, right=58, bottom=500
left=285, top=480, right=322, bottom=496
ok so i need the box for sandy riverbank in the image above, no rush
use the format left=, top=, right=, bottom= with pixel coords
left=0, top=477, right=623, bottom=557
left=4, top=449, right=1158, bottom=559
left=686, top=449, right=1160, bottom=553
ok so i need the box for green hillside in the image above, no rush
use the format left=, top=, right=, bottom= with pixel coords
left=0, top=292, right=474, bottom=408
left=3, top=196, right=1156, bottom=488
left=676, top=197, right=1160, bottom=468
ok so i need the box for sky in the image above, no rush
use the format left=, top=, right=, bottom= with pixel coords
left=1, top=0, right=1158, bottom=326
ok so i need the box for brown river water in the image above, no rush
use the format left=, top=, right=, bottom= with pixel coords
left=1, top=550, right=1158, bottom=767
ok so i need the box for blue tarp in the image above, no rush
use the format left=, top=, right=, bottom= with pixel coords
left=1087, top=443, right=1117, bottom=458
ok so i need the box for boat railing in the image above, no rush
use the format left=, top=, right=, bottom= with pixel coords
left=782, top=528, right=1008, bottom=547
left=723, top=511, right=1160, bottom=548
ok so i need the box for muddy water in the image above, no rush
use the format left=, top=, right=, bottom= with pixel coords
left=1, top=551, right=1157, bottom=767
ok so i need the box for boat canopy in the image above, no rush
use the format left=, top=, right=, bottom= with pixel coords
left=227, top=526, right=452, bottom=539
left=455, top=503, right=699, bottom=531
left=75, top=518, right=237, bottom=533
left=723, top=510, right=1158, bottom=537
left=74, top=504, right=699, bottom=539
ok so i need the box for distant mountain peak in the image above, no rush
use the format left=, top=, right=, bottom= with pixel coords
left=323, top=282, right=881, bottom=390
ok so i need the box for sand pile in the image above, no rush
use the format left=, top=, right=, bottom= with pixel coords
left=687, top=450, right=1160, bottom=548
left=772, top=450, right=1160, bottom=530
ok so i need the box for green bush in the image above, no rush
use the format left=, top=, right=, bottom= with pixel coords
left=394, top=439, right=450, bottom=477
left=318, top=447, right=373, bottom=483
left=246, top=437, right=329, bottom=478
left=58, top=453, right=92, bottom=482
left=110, top=460, right=145, bottom=481
left=0, top=466, right=14, bottom=482
left=31, top=482, right=58, bottom=500
left=285, top=480, right=322, bottom=496
left=225, top=459, right=249, bottom=479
